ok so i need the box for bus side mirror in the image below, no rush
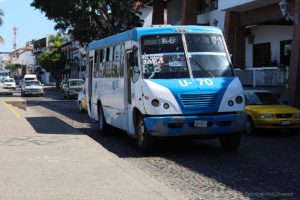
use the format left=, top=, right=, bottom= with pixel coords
left=128, top=52, right=135, bottom=67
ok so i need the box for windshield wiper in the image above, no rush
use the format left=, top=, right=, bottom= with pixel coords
left=190, top=57, right=214, bottom=78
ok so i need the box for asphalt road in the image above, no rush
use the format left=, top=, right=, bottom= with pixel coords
left=4, top=87, right=300, bottom=200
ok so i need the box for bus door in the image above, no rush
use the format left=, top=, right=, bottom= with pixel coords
left=124, top=51, right=133, bottom=135
left=87, top=57, right=93, bottom=117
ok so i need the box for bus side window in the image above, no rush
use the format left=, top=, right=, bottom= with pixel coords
left=119, top=44, right=124, bottom=77
left=105, top=47, right=112, bottom=77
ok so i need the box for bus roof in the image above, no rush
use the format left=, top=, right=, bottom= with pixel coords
left=88, top=25, right=222, bottom=51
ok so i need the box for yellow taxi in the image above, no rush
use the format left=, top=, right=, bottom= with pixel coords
left=77, top=86, right=87, bottom=112
left=244, top=90, right=300, bottom=134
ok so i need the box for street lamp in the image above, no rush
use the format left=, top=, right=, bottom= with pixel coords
left=279, top=0, right=299, bottom=24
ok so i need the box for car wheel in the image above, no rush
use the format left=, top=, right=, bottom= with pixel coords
left=135, top=114, right=155, bottom=153
left=219, top=133, right=241, bottom=151
left=78, top=101, right=84, bottom=112
left=246, top=116, right=255, bottom=135
left=98, top=104, right=109, bottom=135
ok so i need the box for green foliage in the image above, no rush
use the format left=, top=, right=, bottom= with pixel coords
left=37, top=48, right=66, bottom=82
left=36, top=33, right=67, bottom=84
left=31, top=0, right=151, bottom=45
left=48, top=33, right=65, bottom=49
left=6, top=63, right=15, bottom=71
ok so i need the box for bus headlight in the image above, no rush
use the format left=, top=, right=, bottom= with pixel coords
left=235, top=96, right=243, bottom=104
left=163, top=103, right=169, bottom=109
left=151, top=99, right=160, bottom=107
left=228, top=100, right=234, bottom=107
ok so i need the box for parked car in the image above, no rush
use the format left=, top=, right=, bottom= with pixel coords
left=3, top=78, right=16, bottom=90
left=244, top=90, right=300, bottom=134
left=63, top=79, right=84, bottom=99
left=77, top=85, right=87, bottom=112
left=21, top=80, right=44, bottom=97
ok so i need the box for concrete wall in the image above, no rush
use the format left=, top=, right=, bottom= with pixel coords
left=245, top=25, right=293, bottom=68
left=197, top=10, right=225, bottom=31
left=219, top=0, right=256, bottom=10
left=167, top=0, right=182, bottom=25
left=140, top=7, right=153, bottom=26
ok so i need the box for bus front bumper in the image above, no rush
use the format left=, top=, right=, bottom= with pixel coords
left=143, top=113, right=247, bottom=137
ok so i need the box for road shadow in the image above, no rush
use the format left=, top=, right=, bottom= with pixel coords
left=26, top=116, right=84, bottom=135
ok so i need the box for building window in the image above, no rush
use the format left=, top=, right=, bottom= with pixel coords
left=253, top=43, right=271, bottom=67
left=280, top=40, right=292, bottom=67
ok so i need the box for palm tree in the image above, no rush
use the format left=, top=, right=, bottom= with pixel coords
left=48, top=33, right=65, bottom=49
left=0, top=9, right=4, bottom=43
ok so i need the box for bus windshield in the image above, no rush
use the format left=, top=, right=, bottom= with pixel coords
left=141, top=33, right=234, bottom=79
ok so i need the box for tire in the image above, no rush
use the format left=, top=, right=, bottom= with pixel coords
left=219, top=133, right=241, bottom=151
left=98, top=104, right=109, bottom=135
left=246, top=116, right=255, bottom=135
left=78, top=101, right=84, bottom=112
left=135, top=114, right=155, bottom=153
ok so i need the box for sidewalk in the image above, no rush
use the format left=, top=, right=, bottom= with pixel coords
left=0, top=98, right=184, bottom=200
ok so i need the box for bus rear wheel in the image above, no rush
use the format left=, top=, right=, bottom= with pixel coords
left=98, top=105, right=109, bottom=135
left=135, top=114, right=155, bottom=153
left=218, top=133, right=241, bottom=151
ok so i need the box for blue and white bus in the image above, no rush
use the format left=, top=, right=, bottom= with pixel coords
left=86, top=26, right=246, bottom=152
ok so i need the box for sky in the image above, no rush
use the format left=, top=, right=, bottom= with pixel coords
left=0, top=0, right=56, bottom=52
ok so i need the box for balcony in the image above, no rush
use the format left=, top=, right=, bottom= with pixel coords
left=235, top=67, right=288, bottom=87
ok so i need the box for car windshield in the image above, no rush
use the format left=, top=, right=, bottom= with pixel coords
left=141, top=33, right=233, bottom=79
left=25, top=81, right=40, bottom=86
left=245, top=92, right=282, bottom=105
left=69, top=80, right=84, bottom=87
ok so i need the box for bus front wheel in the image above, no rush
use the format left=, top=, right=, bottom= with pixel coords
left=135, top=114, right=155, bottom=153
left=218, top=133, right=241, bottom=151
left=98, top=105, right=109, bottom=135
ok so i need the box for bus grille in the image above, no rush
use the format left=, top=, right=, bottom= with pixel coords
left=180, top=93, right=217, bottom=107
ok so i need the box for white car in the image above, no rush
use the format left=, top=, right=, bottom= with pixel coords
left=21, top=80, right=44, bottom=97
left=3, top=78, right=16, bottom=90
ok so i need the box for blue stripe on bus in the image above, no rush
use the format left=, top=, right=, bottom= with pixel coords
left=147, top=77, right=234, bottom=114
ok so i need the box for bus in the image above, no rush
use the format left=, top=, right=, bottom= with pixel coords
left=86, top=26, right=247, bottom=152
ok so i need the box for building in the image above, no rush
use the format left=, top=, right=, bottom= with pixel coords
left=32, top=37, right=52, bottom=84
left=10, top=46, right=35, bottom=77
left=151, top=0, right=300, bottom=107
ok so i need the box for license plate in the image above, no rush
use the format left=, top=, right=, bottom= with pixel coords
left=281, top=120, right=291, bottom=125
left=194, top=120, right=208, bottom=128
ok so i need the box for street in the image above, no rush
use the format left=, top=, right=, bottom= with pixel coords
left=1, top=87, right=300, bottom=200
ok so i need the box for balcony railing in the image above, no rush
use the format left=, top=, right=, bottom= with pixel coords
left=235, top=67, right=289, bottom=87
